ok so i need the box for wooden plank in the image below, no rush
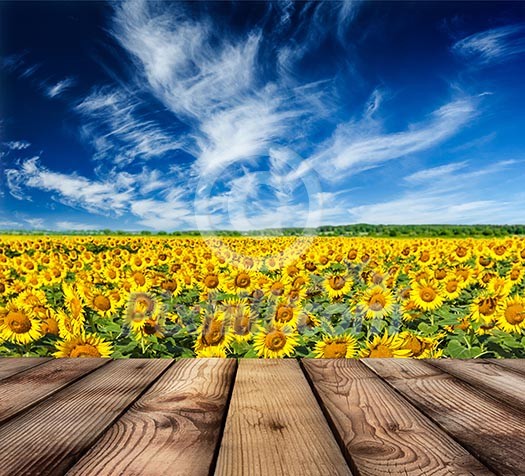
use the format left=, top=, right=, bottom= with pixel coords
left=303, top=359, right=494, bottom=476
left=0, top=358, right=109, bottom=424
left=67, top=359, right=236, bottom=476
left=488, top=359, right=525, bottom=375
left=427, top=359, right=525, bottom=412
left=0, top=357, right=51, bottom=380
left=363, top=359, right=525, bottom=476
left=215, top=359, right=352, bottom=476
left=0, top=359, right=172, bottom=476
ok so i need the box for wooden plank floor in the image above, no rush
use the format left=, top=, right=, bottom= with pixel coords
left=0, top=358, right=522, bottom=476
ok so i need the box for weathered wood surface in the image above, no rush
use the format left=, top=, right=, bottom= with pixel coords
left=363, top=358, right=525, bottom=476
left=0, top=359, right=172, bottom=476
left=0, top=357, right=523, bottom=476
left=303, top=359, right=494, bottom=476
left=489, top=358, right=525, bottom=375
left=214, top=359, right=352, bottom=476
left=67, top=359, right=236, bottom=476
left=427, top=358, right=525, bottom=411
left=0, top=358, right=109, bottom=424
left=0, top=356, right=51, bottom=380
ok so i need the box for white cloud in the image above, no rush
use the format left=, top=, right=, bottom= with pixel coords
left=112, top=0, right=259, bottom=120
left=453, top=25, right=525, bottom=64
left=310, top=98, right=476, bottom=179
left=130, top=189, right=192, bottom=229
left=195, top=95, right=301, bottom=175
left=6, top=157, right=135, bottom=214
left=349, top=159, right=525, bottom=224
left=4, top=140, right=31, bottom=150
left=25, top=218, right=44, bottom=229
left=110, top=1, right=321, bottom=176
left=76, top=87, right=183, bottom=165
left=404, top=161, right=469, bottom=184
left=347, top=194, right=514, bottom=224
left=6, top=157, right=195, bottom=230
left=46, top=78, right=75, bottom=98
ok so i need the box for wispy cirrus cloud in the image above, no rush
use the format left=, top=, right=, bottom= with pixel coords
left=404, top=161, right=469, bottom=184
left=5, top=157, right=197, bottom=229
left=349, top=159, right=524, bottom=224
left=109, top=0, right=334, bottom=177
left=46, top=77, right=75, bottom=98
left=6, top=157, right=135, bottom=213
left=76, top=87, right=183, bottom=166
left=3, top=140, right=31, bottom=150
left=453, top=25, right=525, bottom=64
left=296, top=97, right=477, bottom=181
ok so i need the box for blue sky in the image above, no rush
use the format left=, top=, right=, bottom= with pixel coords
left=1, top=1, right=525, bottom=231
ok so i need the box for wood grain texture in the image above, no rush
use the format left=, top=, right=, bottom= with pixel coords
left=427, top=359, right=525, bottom=412
left=0, top=358, right=109, bottom=424
left=67, top=358, right=236, bottom=476
left=0, top=359, right=172, bottom=476
left=488, top=358, right=525, bottom=375
left=0, top=357, right=51, bottom=380
left=214, top=359, right=352, bottom=476
left=363, top=359, right=525, bottom=476
left=303, top=359, right=493, bottom=476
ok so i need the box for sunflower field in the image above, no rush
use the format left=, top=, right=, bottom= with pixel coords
left=0, top=234, right=524, bottom=359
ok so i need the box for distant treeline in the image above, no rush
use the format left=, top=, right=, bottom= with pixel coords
left=1, top=224, right=525, bottom=237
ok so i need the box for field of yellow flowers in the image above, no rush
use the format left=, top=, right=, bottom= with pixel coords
left=0, top=234, right=524, bottom=359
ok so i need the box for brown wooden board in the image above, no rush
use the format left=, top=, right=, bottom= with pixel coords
left=363, top=359, right=525, bottom=476
left=0, top=358, right=172, bottom=476
left=214, top=359, right=352, bottom=476
left=303, top=359, right=494, bottom=476
left=67, top=358, right=236, bottom=476
left=0, top=357, right=51, bottom=380
left=0, top=357, right=109, bottom=424
left=488, top=358, right=525, bottom=375
left=427, top=359, right=525, bottom=412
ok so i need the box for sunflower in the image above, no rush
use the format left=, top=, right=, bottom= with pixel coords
left=55, top=309, right=84, bottom=339
left=323, top=273, right=352, bottom=300
left=496, top=296, right=525, bottom=333
left=195, top=312, right=234, bottom=353
left=411, top=279, right=444, bottom=311
left=159, top=275, right=182, bottom=296
left=0, top=301, right=43, bottom=345
left=132, top=317, right=165, bottom=342
left=400, top=331, right=442, bottom=358
left=314, top=334, right=358, bottom=358
left=222, top=298, right=254, bottom=342
left=125, top=292, right=158, bottom=332
left=262, top=275, right=291, bottom=298
left=62, top=283, right=85, bottom=322
left=470, top=293, right=502, bottom=324
left=128, top=270, right=153, bottom=292
left=297, top=310, right=321, bottom=330
left=197, top=269, right=224, bottom=295
left=486, top=276, right=513, bottom=298
left=442, top=275, right=463, bottom=301
left=82, top=287, right=115, bottom=318
left=273, top=300, right=297, bottom=327
left=253, top=324, right=298, bottom=358
left=53, top=333, right=113, bottom=358
left=450, top=244, right=471, bottom=263
left=507, top=266, right=525, bottom=287
left=226, top=269, right=255, bottom=294
left=360, top=286, right=395, bottom=319
left=360, top=331, right=412, bottom=358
